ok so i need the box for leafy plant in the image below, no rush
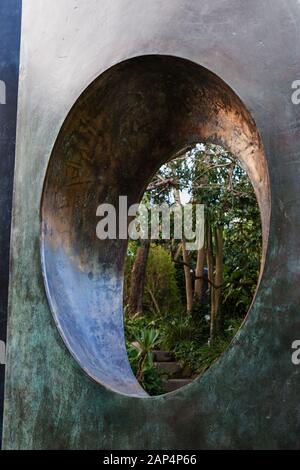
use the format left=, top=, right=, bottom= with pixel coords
left=134, top=329, right=160, bottom=379
left=125, top=325, right=164, bottom=395
left=170, top=332, right=235, bottom=375
left=159, top=309, right=209, bottom=352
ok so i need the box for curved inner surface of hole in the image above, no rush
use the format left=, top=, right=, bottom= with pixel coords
left=40, top=55, right=270, bottom=397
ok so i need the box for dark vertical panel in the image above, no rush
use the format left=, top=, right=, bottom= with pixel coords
left=0, top=0, right=22, bottom=446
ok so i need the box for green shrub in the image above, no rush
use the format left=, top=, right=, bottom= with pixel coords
left=125, top=323, right=165, bottom=396
left=171, top=337, right=230, bottom=375
left=170, top=318, right=241, bottom=374
left=159, top=308, right=209, bottom=353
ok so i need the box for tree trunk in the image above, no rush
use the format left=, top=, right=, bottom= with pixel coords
left=182, top=240, right=194, bottom=314
left=173, top=188, right=193, bottom=314
left=206, top=221, right=216, bottom=342
left=207, top=224, right=224, bottom=343
left=128, top=239, right=150, bottom=316
left=214, top=227, right=223, bottom=333
left=194, top=247, right=205, bottom=302
left=147, top=287, right=161, bottom=314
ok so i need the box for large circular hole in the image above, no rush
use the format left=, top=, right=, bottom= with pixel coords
left=40, top=55, right=270, bottom=397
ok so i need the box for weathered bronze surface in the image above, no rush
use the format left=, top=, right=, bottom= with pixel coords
left=0, top=0, right=21, bottom=446
left=3, top=0, right=300, bottom=449
left=40, top=55, right=270, bottom=397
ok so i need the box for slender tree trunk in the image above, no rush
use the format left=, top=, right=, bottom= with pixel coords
left=206, top=220, right=216, bottom=342
left=147, top=287, right=161, bottom=314
left=182, top=240, right=194, bottom=314
left=173, top=188, right=193, bottom=314
left=214, top=227, right=223, bottom=332
left=173, top=241, right=183, bottom=261
left=194, top=247, right=205, bottom=302
left=207, top=224, right=224, bottom=343
left=128, top=239, right=150, bottom=316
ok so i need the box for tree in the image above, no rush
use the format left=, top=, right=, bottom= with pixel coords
left=144, top=244, right=181, bottom=315
left=125, top=142, right=261, bottom=342
left=127, top=239, right=150, bottom=316
left=146, top=144, right=260, bottom=331
left=124, top=142, right=262, bottom=392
